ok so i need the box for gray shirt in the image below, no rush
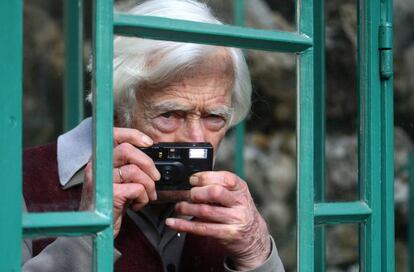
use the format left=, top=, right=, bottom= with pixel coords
left=23, top=118, right=284, bottom=272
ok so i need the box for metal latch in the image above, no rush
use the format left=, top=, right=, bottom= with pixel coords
left=378, top=23, right=393, bottom=79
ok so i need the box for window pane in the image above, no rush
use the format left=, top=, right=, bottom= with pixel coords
left=216, top=51, right=297, bottom=271
left=22, top=235, right=94, bottom=271
left=116, top=0, right=296, bottom=32
left=325, top=0, right=359, bottom=202
left=326, top=224, right=359, bottom=270
left=394, top=0, right=414, bottom=271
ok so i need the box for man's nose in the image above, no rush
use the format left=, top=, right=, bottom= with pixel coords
left=183, top=119, right=206, bottom=142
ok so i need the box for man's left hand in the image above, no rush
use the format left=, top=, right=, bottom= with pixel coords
left=165, top=171, right=271, bottom=271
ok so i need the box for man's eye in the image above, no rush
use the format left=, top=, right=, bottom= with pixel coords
left=153, top=111, right=183, bottom=133
left=206, top=114, right=225, bottom=122
left=160, top=111, right=174, bottom=118
left=160, top=111, right=183, bottom=119
left=203, top=114, right=226, bottom=130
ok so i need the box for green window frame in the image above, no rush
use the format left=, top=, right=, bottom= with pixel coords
left=0, top=0, right=395, bottom=271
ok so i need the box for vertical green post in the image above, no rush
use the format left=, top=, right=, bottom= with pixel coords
left=297, top=0, right=315, bottom=270
left=64, top=0, right=84, bottom=131
left=357, top=0, right=382, bottom=271
left=313, top=0, right=326, bottom=270
left=380, top=0, right=395, bottom=271
left=233, top=0, right=245, bottom=179
left=92, top=0, right=114, bottom=271
left=0, top=0, right=23, bottom=271
left=409, top=154, right=414, bottom=272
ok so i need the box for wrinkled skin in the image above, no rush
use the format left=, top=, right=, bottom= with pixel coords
left=82, top=50, right=271, bottom=270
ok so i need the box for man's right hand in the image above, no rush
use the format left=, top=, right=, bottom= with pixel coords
left=81, top=127, right=160, bottom=238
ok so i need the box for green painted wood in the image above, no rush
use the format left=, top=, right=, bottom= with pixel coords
left=314, top=202, right=372, bottom=225
left=92, top=0, right=114, bottom=271
left=0, top=1, right=23, bottom=271
left=233, top=0, right=245, bottom=180
left=23, top=212, right=111, bottom=237
left=357, top=0, right=382, bottom=270
left=64, top=0, right=84, bottom=131
left=380, top=0, right=395, bottom=271
left=409, top=154, right=414, bottom=272
left=313, top=0, right=326, bottom=270
left=297, top=0, right=315, bottom=270
left=234, top=122, right=245, bottom=179
left=113, top=14, right=313, bottom=53
left=94, top=229, right=113, bottom=272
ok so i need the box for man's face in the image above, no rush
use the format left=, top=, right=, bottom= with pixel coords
left=132, top=50, right=234, bottom=151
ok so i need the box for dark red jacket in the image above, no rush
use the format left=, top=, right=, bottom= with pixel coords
left=23, top=143, right=227, bottom=272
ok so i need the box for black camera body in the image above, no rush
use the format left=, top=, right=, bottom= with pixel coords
left=139, top=142, right=213, bottom=190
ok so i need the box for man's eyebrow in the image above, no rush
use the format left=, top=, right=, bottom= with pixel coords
left=207, top=107, right=234, bottom=119
left=147, top=101, right=193, bottom=113
left=145, top=101, right=233, bottom=119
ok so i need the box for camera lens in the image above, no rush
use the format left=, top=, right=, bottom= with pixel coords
left=164, top=169, right=172, bottom=180
left=161, top=165, right=174, bottom=182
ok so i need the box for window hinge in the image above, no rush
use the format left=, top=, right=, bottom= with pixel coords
left=378, top=23, right=393, bottom=79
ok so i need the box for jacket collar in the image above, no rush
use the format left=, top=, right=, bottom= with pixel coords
left=57, top=117, right=92, bottom=187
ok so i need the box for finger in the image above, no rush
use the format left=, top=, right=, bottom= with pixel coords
left=84, top=160, right=93, bottom=184
left=165, top=218, right=237, bottom=241
left=113, top=164, right=157, bottom=201
left=113, top=127, right=153, bottom=147
left=113, top=142, right=160, bottom=180
left=175, top=201, right=240, bottom=224
left=190, top=185, right=238, bottom=207
left=113, top=183, right=149, bottom=211
left=190, top=171, right=243, bottom=191
left=113, top=167, right=125, bottom=184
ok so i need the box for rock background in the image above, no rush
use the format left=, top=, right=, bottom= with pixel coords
left=23, top=0, right=414, bottom=271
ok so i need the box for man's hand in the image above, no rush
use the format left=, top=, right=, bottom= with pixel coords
left=165, top=171, right=271, bottom=270
left=81, top=127, right=160, bottom=238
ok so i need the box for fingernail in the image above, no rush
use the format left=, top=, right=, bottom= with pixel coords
left=154, top=170, right=161, bottom=181
left=152, top=192, right=157, bottom=201
left=166, top=218, right=175, bottom=226
left=189, top=176, right=199, bottom=185
left=142, top=135, right=153, bottom=146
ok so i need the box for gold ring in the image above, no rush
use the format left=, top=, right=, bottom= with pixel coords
left=118, top=167, right=124, bottom=183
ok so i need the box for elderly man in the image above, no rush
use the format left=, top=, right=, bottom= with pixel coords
left=22, top=0, right=285, bottom=271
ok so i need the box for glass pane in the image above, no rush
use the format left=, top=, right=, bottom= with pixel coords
left=326, top=224, right=359, bottom=271
left=23, top=0, right=64, bottom=147
left=394, top=0, right=414, bottom=270
left=216, top=51, right=297, bottom=271
left=23, top=0, right=91, bottom=212
left=325, top=0, right=359, bottom=202
left=116, top=0, right=296, bottom=32
left=22, top=235, right=94, bottom=271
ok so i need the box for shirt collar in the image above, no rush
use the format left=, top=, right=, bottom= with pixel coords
left=57, top=117, right=93, bottom=187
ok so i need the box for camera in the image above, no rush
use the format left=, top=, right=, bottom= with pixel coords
left=139, top=142, right=213, bottom=190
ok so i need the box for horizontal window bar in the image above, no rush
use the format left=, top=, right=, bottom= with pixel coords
left=314, top=201, right=372, bottom=225
left=23, top=211, right=111, bottom=237
left=113, top=14, right=312, bottom=53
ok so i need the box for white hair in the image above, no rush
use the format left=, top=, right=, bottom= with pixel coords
left=103, top=0, right=252, bottom=127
